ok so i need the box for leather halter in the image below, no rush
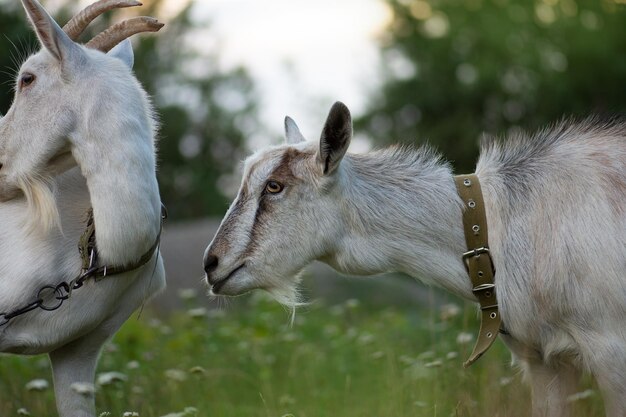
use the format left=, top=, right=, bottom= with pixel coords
left=454, top=174, right=501, bottom=367
left=78, top=204, right=167, bottom=278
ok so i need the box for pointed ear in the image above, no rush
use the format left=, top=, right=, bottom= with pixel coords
left=21, top=0, right=79, bottom=63
left=284, top=116, right=306, bottom=145
left=108, top=39, right=134, bottom=69
left=318, top=101, right=352, bottom=175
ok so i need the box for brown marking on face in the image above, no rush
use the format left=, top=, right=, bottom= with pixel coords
left=243, top=148, right=313, bottom=257
left=208, top=193, right=248, bottom=256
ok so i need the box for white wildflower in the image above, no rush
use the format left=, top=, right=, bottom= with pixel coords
left=499, top=376, right=514, bottom=386
left=440, top=303, right=461, bottom=320
left=178, top=288, right=198, bottom=300
left=17, top=408, right=30, bottom=416
left=399, top=355, right=415, bottom=365
left=104, top=343, right=119, bottom=353
left=446, top=351, right=459, bottom=360
left=122, top=412, right=139, bottom=417
left=456, top=332, right=474, bottom=345
left=424, top=360, right=443, bottom=368
left=97, top=372, right=128, bottom=386
left=25, top=379, right=49, bottom=392
left=357, top=332, right=375, bottom=345
left=345, top=298, right=360, bottom=309
left=189, top=366, right=207, bottom=375
left=71, top=382, right=95, bottom=397
left=160, top=407, right=198, bottom=417
left=164, top=369, right=187, bottom=382
left=126, top=361, right=140, bottom=370
left=187, top=307, right=207, bottom=318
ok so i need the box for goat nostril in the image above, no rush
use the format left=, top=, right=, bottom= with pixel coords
left=204, top=254, right=219, bottom=274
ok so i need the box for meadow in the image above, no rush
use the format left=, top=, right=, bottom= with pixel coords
left=0, top=289, right=602, bottom=417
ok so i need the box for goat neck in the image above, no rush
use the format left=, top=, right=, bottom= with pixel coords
left=327, top=150, right=473, bottom=299
left=70, top=53, right=161, bottom=267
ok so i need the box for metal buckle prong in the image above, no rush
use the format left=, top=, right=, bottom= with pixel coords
left=472, top=283, right=495, bottom=293
left=462, top=247, right=490, bottom=259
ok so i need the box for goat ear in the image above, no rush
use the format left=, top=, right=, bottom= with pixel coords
left=108, top=39, right=134, bottom=69
left=284, top=116, right=306, bottom=145
left=21, top=0, right=78, bottom=63
left=318, top=101, right=352, bottom=175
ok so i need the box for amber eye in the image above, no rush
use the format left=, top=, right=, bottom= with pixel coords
left=20, top=73, right=35, bottom=89
left=265, top=180, right=283, bottom=194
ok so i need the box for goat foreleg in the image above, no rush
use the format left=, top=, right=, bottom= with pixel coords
left=49, top=330, right=109, bottom=417
left=523, top=360, right=581, bottom=417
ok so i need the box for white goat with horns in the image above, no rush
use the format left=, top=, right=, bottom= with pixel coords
left=204, top=102, right=626, bottom=417
left=0, top=0, right=164, bottom=415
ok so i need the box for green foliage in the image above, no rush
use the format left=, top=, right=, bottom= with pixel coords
left=129, top=3, right=260, bottom=219
left=0, top=2, right=36, bottom=115
left=0, top=0, right=260, bottom=220
left=357, top=0, right=626, bottom=172
left=0, top=293, right=603, bottom=416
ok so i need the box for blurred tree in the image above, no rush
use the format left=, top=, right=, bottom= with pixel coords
left=0, top=2, right=36, bottom=115
left=358, top=0, right=626, bottom=172
left=0, top=0, right=260, bottom=219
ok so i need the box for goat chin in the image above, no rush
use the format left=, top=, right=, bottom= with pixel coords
left=265, top=271, right=307, bottom=311
left=18, top=175, right=61, bottom=235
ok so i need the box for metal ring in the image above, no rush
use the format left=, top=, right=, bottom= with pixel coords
left=37, top=286, right=64, bottom=311
left=486, top=332, right=493, bottom=338
left=485, top=291, right=492, bottom=298
left=490, top=312, right=497, bottom=319
left=472, top=225, right=480, bottom=233
left=468, top=199, right=476, bottom=208
left=463, top=178, right=471, bottom=186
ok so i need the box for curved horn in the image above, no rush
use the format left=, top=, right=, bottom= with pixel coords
left=85, top=16, right=164, bottom=52
left=63, top=0, right=142, bottom=41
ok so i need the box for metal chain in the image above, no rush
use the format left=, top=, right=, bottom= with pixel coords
left=0, top=255, right=103, bottom=327
left=0, top=205, right=166, bottom=328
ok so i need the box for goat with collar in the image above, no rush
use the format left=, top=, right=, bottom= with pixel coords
left=204, top=102, right=626, bottom=417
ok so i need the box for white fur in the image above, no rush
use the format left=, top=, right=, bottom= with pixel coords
left=0, top=2, right=165, bottom=416
left=205, top=103, right=626, bottom=417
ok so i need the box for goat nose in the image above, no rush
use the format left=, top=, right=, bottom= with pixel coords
left=204, top=254, right=219, bottom=274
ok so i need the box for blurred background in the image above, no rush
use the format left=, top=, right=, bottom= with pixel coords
left=0, top=0, right=624, bottom=415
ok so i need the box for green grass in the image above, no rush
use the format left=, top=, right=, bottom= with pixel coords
left=0, top=291, right=603, bottom=417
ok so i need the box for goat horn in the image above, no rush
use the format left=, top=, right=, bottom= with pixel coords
left=63, top=0, right=143, bottom=41
left=85, top=17, right=164, bottom=52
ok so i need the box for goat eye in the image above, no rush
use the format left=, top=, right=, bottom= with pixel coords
left=20, top=73, right=35, bottom=88
left=265, top=180, right=283, bottom=194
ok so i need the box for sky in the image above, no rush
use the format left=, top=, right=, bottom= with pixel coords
left=36, top=0, right=392, bottom=149
left=186, top=0, right=392, bottom=150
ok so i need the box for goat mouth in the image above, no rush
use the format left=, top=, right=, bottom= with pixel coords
left=212, top=263, right=245, bottom=294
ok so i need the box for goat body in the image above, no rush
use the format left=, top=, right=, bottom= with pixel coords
left=205, top=103, right=626, bottom=417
